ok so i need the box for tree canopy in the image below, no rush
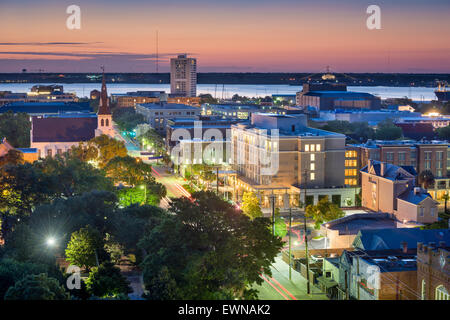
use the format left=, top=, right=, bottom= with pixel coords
left=305, top=196, right=345, bottom=229
left=4, top=273, right=69, bottom=300
left=0, top=111, right=31, bottom=148
left=241, top=192, right=263, bottom=220
left=139, top=191, right=283, bottom=300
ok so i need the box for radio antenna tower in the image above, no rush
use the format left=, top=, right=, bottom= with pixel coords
left=156, top=30, right=159, bottom=73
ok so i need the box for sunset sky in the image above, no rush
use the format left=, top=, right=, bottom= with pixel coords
left=0, top=0, right=449, bottom=73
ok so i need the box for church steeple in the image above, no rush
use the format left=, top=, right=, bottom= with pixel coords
left=95, top=66, right=114, bottom=138
left=98, top=66, right=111, bottom=115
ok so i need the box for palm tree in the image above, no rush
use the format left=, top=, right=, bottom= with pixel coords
left=418, top=170, right=435, bottom=190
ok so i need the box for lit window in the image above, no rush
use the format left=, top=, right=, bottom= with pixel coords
left=436, top=285, right=449, bottom=300
left=305, top=144, right=309, bottom=152
left=311, top=154, right=315, bottom=161
left=316, top=144, right=321, bottom=151
left=311, top=144, right=315, bottom=152
left=311, top=163, right=315, bottom=171
left=310, top=173, right=315, bottom=180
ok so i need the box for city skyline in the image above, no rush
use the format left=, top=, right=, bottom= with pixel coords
left=0, top=0, right=449, bottom=73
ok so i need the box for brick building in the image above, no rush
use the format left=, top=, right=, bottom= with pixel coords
left=417, top=241, right=450, bottom=300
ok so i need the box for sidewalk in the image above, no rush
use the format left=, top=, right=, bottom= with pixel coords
left=254, top=256, right=329, bottom=300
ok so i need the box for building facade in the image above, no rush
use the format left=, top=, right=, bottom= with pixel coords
left=135, top=103, right=201, bottom=136
left=230, top=113, right=358, bottom=208
left=417, top=242, right=450, bottom=300
left=170, top=54, right=197, bottom=98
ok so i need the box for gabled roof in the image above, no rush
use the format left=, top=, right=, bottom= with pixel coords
left=32, top=115, right=97, bottom=143
left=353, top=228, right=450, bottom=251
left=360, top=160, right=416, bottom=180
left=397, top=187, right=437, bottom=205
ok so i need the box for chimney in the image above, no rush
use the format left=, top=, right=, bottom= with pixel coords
left=380, top=162, right=386, bottom=176
left=401, top=241, right=408, bottom=253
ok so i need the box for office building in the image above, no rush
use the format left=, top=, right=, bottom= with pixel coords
left=296, top=82, right=381, bottom=112
left=135, top=103, right=201, bottom=136
left=230, top=113, right=359, bottom=208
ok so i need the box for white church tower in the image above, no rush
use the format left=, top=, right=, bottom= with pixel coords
left=95, top=66, right=115, bottom=138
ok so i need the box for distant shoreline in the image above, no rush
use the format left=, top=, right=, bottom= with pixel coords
left=0, top=73, right=449, bottom=87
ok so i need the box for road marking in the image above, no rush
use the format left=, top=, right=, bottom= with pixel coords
left=259, top=274, right=289, bottom=300
left=267, top=276, right=298, bottom=300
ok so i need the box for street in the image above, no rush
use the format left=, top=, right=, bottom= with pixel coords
left=253, top=256, right=328, bottom=300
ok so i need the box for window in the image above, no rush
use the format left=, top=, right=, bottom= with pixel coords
left=310, top=173, right=315, bottom=181
left=47, top=149, right=52, bottom=157
left=431, top=207, right=436, bottom=217
left=305, top=144, right=309, bottom=152
left=310, top=163, right=315, bottom=171
left=419, top=207, right=424, bottom=217
left=311, top=144, right=315, bottom=152
left=435, top=285, right=449, bottom=300
left=316, top=144, right=321, bottom=152
left=437, top=151, right=443, bottom=160
left=399, top=152, right=406, bottom=165
left=310, top=154, right=315, bottom=161
left=386, top=152, right=394, bottom=163
left=421, top=279, right=426, bottom=300
left=425, top=151, right=432, bottom=160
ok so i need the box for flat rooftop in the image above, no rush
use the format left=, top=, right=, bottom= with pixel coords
left=137, top=103, right=199, bottom=110
left=326, top=213, right=397, bottom=235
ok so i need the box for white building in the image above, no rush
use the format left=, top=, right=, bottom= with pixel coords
left=170, top=54, right=197, bottom=98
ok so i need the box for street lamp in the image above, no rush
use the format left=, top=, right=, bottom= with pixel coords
left=46, top=237, right=56, bottom=247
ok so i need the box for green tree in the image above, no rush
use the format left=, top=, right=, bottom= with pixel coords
left=241, top=192, right=263, bottom=219
left=112, top=107, right=146, bottom=132
left=375, top=119, right=403, bottom=140
left=139, top=191, right=283, bottom=300
left=144, top=266, right=178, bottom=300
left=104, top=156, right=153, bottom=186
left=137, top=129, right=165, bottom=156
left=65, top=226, right=104, bottom=271
left=0, top=149, right=24, bottom=167
left=0, top=259, right=48, bottom=299
left=90, top=135, right=128, bottom=168
left=436, top=125, right=450, bottom=140
left=0, top=111, right=31, bottom=147
left=37, top=153, right=114, bottom=197
left=199, top=94, right=218, bottom=105
left=4, top=273, right=69, bottom=300
left=305, top=196, right=345, bottom=229
left=418, top=170, right=435, bottom=190
left=85, top=261, right=131, bottom=298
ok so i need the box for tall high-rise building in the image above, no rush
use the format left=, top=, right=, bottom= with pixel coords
left=170, top=54, right=197, bottom=98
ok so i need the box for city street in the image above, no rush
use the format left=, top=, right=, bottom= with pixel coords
left=253, top=256, right=328, bottom=300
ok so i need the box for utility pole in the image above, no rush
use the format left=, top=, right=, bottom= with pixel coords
left=216, top=167, right=219, bottom=195
left=289, top=207, right=292, bottom=281
left=271, top=192, right=276, bottom=236
left=303, top=169, right=311, bottom=295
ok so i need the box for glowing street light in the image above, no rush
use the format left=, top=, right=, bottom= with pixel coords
left=46, top=237, right=56, bottom=247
